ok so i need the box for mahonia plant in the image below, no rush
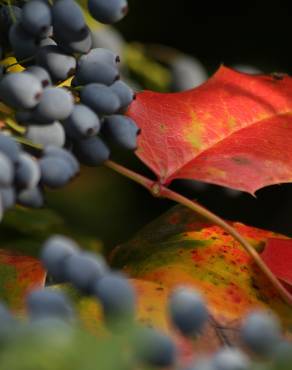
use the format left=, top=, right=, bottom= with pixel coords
left=0, top=0, right=139, bottom=220
left=0, top=1, right=292, bottom=369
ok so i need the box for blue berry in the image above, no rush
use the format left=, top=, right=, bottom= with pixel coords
left=43, top=146, right=80, bottom=175
left=40, top=235, right=79, bottom=282
left=94, top=272, right=135, bottom=319
left=0, top=152, right=14, bottom=187
left=33, top=87, right=74, bottom=123
left=0, top=187, right=16, bottom=210
left=0, top=134, right=21, bottom=163
left=87, top=0, right=128, bottom=24
left=91, top=28, right=124, bottom=57
left=40, top=156, right=73, bottom=188
left=63, top=104, right=101, bottom=139
left=240, top=310, right=281, bottom=355
left=74, top=136, right=110, bottom=166
left=25, top=122, right=66, bottom=147
left=20, top=0, right=52, bottom=37
left=186, top=358, right=216, bottom=370
left=0, top=302, right=17, bottom=343
left=54, top=25, right=92, bottom=54
left=110, top=80, right=135, bottom=109
left=76, top=60, right=119, bottom=86
left=64, top=252, right=107, bottom=294
left=17, top=186, right=44, bottom=208
left=170, top=55, right=208, bottom=92
left=102, top=115, right=140, bottom=150
left=0, top=72, right=42, bottom=110
left=25, top=66, right=52, bottom=88
left=168, top=287, right=209, bottom=337
left=52, top=0, right=86, bottom=34
left=9, top=22, right=39, bottom=61
left=212, top=348, right=250, bottom=370
left=27, top=289, right=74, bottom=321
left=36, top=45, right=76, bottom=82
left=79, top=48, right=120, bottom=67
left=15, top=153, right=40, bottom=189
left=133, top=327, right=177, bottom=368
left=80, top=83, right=120, bottom=115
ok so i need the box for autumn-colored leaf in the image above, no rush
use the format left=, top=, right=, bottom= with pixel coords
left=52, top=279, right=235, bottom=364
left=132, top=278, right=236, bottom=361
left=110, top=205, right=292, bottom=330
left=128, top=66, right=292, bottom=194
left=13, top=204, right=290, bottom=363
left=0, top=207, right=103, bottom=312
left=0, top=249, right=45, bottom=310
left=261, top=238, right=292, bottom=287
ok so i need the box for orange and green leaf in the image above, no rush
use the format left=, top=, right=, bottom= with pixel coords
left=0, top=249, right=45, bottom=310
left=110, top=205, right=292, bottom=329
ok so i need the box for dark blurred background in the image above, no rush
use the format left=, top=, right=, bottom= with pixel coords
left=118, top=1, right=292, bottom=75
left=46, top=5, right=292, bottom=252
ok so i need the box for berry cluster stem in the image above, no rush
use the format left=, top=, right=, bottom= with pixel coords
left=105, top=160, right=292, bottom=307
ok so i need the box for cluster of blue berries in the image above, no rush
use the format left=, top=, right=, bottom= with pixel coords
left=0, top=234, right=288, bottom=369
left=0, top=0, right=139, bottom=219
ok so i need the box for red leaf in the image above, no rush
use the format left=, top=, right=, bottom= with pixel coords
left=0, top=249, right=45, bottom=310
left=261, top=238, right=292, bottom=287
left=128, top=66, right=292, bottom=194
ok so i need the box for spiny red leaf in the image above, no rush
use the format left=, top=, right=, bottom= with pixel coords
left=128, top=66, right=292, bottom=194
left=261, top=238, right=292, bottom=286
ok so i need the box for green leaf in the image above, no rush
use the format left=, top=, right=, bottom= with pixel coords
left=0, top=206, right=102, bottom=257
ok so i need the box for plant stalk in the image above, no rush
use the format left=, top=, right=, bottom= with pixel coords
left=3, top=55, right=35, bottom=70
left=105, top=160, right=292, bottom=306
left=14, top=136, right=43, bottom=150
left=4, top=116, right=26, bottom=134
left=105, top=160, right=154, bottom=190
